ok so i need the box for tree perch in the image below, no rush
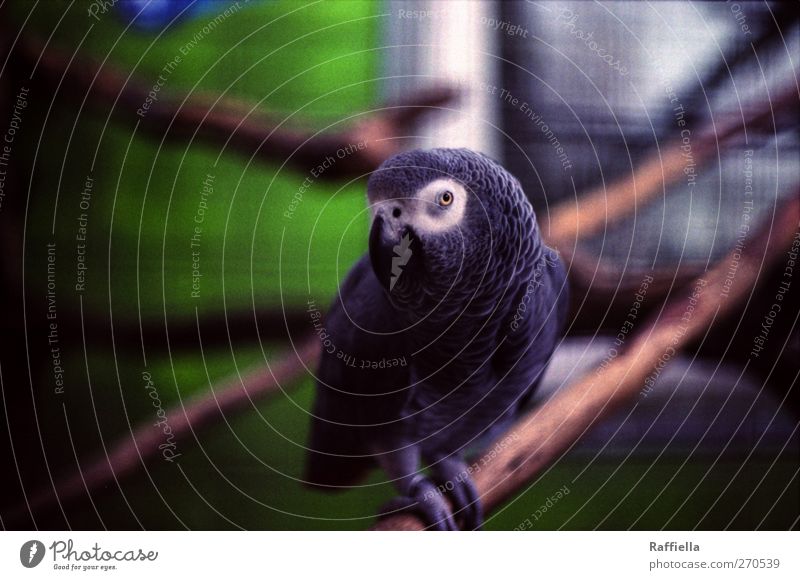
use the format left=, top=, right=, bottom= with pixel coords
left=373, top=194, right=799, bottom=530
left=545, top=83, right=798, bottom=247
left=9, top=334, right=320, bottom=523
left=18, top=33, right=457, bottom=179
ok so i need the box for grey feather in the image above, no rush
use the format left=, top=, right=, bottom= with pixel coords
left=304, top=148, right=569, bottom=527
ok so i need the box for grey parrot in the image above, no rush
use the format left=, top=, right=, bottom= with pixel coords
left=304, top=148, right=569, bottom=530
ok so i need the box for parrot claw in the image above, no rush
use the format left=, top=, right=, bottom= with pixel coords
left=432, top=457, right=483, bottom=531
left=378, top=476, right=458, bottom=531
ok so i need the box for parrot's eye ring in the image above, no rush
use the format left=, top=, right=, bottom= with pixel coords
left=437, top=191, right=454, bottom=207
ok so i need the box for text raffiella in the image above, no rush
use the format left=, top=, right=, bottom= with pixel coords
left=650, top=541, right=700, bottom=552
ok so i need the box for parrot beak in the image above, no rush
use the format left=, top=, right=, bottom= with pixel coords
left=369, top=215, right=420, bottom=293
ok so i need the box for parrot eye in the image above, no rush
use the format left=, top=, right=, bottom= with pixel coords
left=436, top=191, right=454, bottom=207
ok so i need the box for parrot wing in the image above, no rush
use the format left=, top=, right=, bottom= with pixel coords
left=304, top=255, right=411, bottom=490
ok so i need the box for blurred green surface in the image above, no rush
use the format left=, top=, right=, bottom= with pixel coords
left=11, top=0, right=798, bottom=530
left=16, top=0, right=380, bottom=528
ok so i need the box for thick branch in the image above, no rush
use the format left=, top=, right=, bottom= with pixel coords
left=18, top=33, right=457, bottom=178
left=545, top=83, right=798, bottom=247
left=374, top=194, right=799, bottom=530
left=549, top=83, right=799, bottom=333
left=10, top=334, right=320, bottom=523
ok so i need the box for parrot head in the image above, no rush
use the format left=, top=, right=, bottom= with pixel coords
left=366, top=148, right=532, bottom=308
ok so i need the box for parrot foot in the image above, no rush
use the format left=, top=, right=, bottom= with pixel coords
left=378, top=474, right=458, bottom=531
left=432, top=456, right=483, bottom=531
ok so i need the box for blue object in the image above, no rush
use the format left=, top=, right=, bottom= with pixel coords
left=113, top=0, right=246, bottom=33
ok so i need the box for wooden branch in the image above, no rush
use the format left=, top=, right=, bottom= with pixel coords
left=374, top=194, right=799, bottom=530
left=11, top=334, right=320, bottom=523
left=545, top=83, right=798, bottom=247
left=18, top=33, right=457, bottom=178
left=548, top=83, right=799, bottom=334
